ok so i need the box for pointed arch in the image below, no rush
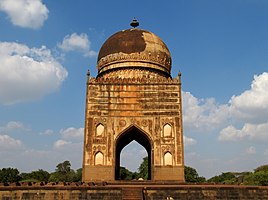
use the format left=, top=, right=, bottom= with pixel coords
left=95, top=151, right=104, bottom=165
left=96, top=123, right=104, bottom=137
left=114, top=125, right=152, bottom=180
left=164, top=151, right=172, bottom=166
left=163, top=123, right=172, bottom=137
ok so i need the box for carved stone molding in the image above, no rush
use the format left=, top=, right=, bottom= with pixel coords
left=97, top=52, right=171, bottom=73
left=119, top=119, right=126, bottom=127
left=94, top=118, right=107, bottom=125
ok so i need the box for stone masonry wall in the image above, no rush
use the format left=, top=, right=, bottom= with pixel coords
left=144, top=185, right=268, bottom=200
left=1, top=184, right=268, bottom=200
left=0, top=186, right=122, bottom=200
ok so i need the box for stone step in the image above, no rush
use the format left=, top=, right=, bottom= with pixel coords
left=122, top=187, right=143, bottom=200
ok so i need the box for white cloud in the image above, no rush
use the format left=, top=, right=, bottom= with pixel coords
left=60, top=127, right=84, bottom=140
left=58, top=33, right=97, bottom=57
left=53, top=139, right=71, bottom=149
left=39, top=129, right=54, bottom=135
left=0, top=125, right=83, bottom=171
left=218, top=125, right=244, bottom=141
left=0, top=0, right=49, bottom=29
left=0, top=134, right=23, bottom=150
left=183, top=135, right=197, bottom=147
left=201, top=72, right=268, bottom=143
left=52, top=127, right=84, bottom=158
left=0, top=146, right=82, bottom=172
left=182, top=72, right=268, bottom=142
left=264, top=149, right=268, bottom=156
left=182, top=91, right=229, bottom=132
left=0, top=121, right=27, bottom=133
left=246, top=146, right=256, bottom=155
left=5, top=121, right=24, bottom=130
left=0, top=42, right=68, bottom=105
left=229, top=72, right=268, bottom=123
left=218, top=123, right=268, bottom=142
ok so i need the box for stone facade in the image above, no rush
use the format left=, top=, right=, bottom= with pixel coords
left=82, top=24, right=184, bottom=181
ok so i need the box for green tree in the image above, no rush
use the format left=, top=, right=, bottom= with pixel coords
left=119, top=167, right=133, bottom=180
left=21, top=169, right=50, bottom=182
left=184, top=166, right=205, bottom=183
left=231, top=172, right=251, bottom=185
left=56, top=160, right=71, bottom=174
left=253, top=171, right=268, bottom=186
left=243, top=172, right=255, bottom=185
left=208, top=172, right=236, bottom=184
left=244, top=171, right=268, bottom=186
left=74, top=168, right=82, bottom=182
left=138, top=156, right=148, bottom=180
left=0, top=168, right=21, bottom=183
left=254, top=165, right=268, bottom=173
left=48, top=160, right=76, bottom=182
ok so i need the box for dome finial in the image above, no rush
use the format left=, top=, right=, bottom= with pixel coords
left=130, top=18, right=139, bottom=28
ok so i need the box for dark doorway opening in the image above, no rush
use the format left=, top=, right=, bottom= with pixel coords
left=115, top=126, right=152, bottom=180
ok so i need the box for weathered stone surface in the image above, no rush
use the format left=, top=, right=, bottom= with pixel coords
left=97, top=29, right=172, bottom=75
left=1, top=184, right=268, bottom=200
left=83, top=74, right=184, bottom=181
left=83, top=25, right=184, bottom=182
left=0, top=186, right=122, bottom=200
left=144, top=185, right=268, bottom=200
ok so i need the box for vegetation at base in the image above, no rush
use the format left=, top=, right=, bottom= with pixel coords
left=0, top=159, right=268, bottom=186
left=0, top=168, right=21, bottom=183
left=138, top=157, right=148, bottom=180
left=184, top=166, right=206, bottom=183
left=21, top=169, right=50, bottom=182
left=119, top=167, right=136, bottom=180
left=119, top=156, right=268, bottom=186
left=207, top=164, right=268, bottom=186
left=48, top=161, right=81, bottom=182
left=0, top=161, right=82, bottom=183
left=119, top=157, right=148, bottom=180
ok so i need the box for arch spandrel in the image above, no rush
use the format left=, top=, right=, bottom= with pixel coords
left=114, top=124, right=153, bottom=147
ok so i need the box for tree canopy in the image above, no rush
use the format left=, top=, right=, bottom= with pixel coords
left=184, top=166, right=206, bottom=183
left=138, top=156, right=148, bottom=180
left=48, top=160, right=80, bottom=182
left=208, top=165, right=268, bottom=186
left=0, top=168, right=21, bottom=183
left=0, top=161, right=82, bottom=183
left=119, top=156, right=148, bottom=180
left=21, top=169, right=50, bottom=182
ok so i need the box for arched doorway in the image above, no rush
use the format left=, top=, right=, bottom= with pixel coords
left=115, top=126, right=152, bottom=180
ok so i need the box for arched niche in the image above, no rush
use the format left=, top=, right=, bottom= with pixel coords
left=95, top=151, right=104, bottom=165
left=163, top=124, right=172, bottom=137
left=164, top=151, right=172, bottom=166
left=96, top=124, right=104, bottom=137
left=115, top=125, right=152, bottom=180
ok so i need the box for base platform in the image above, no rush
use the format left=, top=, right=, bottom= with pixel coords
left=1, top=181, right=268, bottom=199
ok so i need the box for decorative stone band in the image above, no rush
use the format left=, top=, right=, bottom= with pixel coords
left=97, top=52, right=171, bottom=75
left=88, top=76, right=181, bottom=84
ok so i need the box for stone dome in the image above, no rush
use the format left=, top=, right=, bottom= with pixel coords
left=97, top=28, right=172, bottom=76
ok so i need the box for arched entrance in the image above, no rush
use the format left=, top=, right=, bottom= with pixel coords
left=115, top=126, right=152, bottom=180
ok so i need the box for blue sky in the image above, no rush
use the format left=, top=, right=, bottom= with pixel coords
left=0, top=0, right=268, bottom=178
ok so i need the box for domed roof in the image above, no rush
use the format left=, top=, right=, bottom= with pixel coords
left=97, top=27, right=172, bottom=76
